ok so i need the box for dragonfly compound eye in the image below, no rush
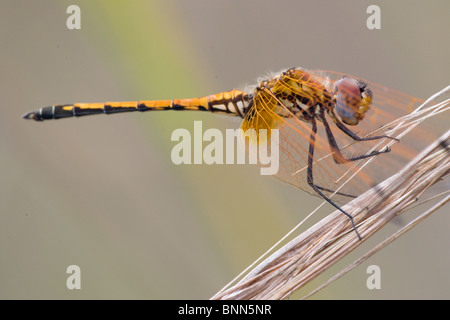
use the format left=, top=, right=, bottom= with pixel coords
left=334, top=77, right=371, bottom=125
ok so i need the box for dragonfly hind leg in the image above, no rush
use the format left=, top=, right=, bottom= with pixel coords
left=315, top=185, right=357, bottom=200
left=306, top=117, right=362, bottom=240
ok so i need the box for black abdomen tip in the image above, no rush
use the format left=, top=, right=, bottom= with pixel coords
left=23, top=106, right=57, bottom=121
left=23, top=111, right=42, bottom=121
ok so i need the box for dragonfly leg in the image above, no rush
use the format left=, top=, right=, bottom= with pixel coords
left=326, top=107, right=399, bottom=143
left=307, top=117, right=362, bottom=240
left=315, top=185, right=357, bottom=199
left=321, top=112, right=391, bottom=164
left=334, top=119, right=399, bottom=142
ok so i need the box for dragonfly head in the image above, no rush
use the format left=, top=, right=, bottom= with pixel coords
left=333, top=77, right=372, bottom=125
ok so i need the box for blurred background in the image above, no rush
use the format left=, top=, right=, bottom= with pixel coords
left=0, top=0, right=448, bottom=299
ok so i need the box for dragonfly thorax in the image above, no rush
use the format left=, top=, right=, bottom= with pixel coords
left=253, top=68, right=333, bottom=124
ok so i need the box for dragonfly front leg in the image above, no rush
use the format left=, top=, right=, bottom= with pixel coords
left=320, top=111, right=392, bottom=164
left=333, top=116, right=399, bottom=143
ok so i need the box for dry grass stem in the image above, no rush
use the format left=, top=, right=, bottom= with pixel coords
left=302, top=193, right=449, bottom=299
left=212, top=86, right=449, bottom=300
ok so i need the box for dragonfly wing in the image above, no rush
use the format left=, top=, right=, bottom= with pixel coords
left=241, top=69, right=441, bottom=205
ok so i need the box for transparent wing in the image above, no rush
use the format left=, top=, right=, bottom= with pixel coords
left=241, top=69, right=445, bottom=205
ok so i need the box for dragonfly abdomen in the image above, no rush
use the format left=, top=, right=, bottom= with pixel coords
left=23, top=89, right=250, bottom=121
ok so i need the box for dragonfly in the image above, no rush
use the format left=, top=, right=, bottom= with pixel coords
left=23, top=67, right=427, bottom=239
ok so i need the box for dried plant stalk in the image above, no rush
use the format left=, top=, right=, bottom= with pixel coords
left=212, top=87, right=450, bottom=300
left=302, top=192, right=449, bottom=300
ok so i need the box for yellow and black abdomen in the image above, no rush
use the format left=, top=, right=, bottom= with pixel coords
left=23, top=89, right=251, bottom=121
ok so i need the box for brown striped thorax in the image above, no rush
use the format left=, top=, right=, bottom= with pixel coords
left=262, top=68, right=373, bottom=125
left=239, top=68, right=373, bottom=138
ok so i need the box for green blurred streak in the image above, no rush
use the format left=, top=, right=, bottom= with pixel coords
left=71, top=1, right=291, bottom=276
left=80, top=1, right=205, bottom=95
